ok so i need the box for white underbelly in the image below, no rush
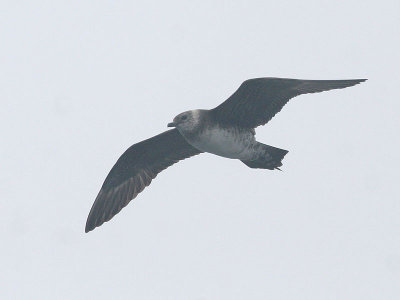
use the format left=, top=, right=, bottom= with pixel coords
left=189, top=128, right=255, bottom=159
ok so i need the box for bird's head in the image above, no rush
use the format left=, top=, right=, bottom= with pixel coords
left=167, top=110, right=203, bottom=133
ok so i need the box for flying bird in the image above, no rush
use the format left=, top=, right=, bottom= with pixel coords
left=85, top=77, right=366, bottom=232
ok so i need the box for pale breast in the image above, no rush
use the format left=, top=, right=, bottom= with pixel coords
left=188, top=127, right=256, bottom=159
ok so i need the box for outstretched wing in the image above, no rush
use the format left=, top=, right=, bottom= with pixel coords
left=85, top=129, right=202, bottom=232
left=212, top=77, right=366, bottom=128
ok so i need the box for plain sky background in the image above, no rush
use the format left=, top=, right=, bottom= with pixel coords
left=1, top=1, right=399, bottom=299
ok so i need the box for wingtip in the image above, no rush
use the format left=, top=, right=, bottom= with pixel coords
left=357, top=78, right=368, bottom=83
left=85, top=223, right=94, bottom=233
left=350, top=78, right=367, bottom=87
left=343, top=78, right=367, bottom=86
left=326, top=78, right=368, bottom=90
left=85, top=216, right=99, bottom=233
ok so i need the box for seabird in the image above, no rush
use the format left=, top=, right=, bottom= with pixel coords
left=85, top=77, right=366, bottom=232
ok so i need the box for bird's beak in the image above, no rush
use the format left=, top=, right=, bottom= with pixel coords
left=167, top=122, right=176, bottom=128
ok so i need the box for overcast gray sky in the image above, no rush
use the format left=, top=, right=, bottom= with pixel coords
left=1, top=1, right=399, bottom=299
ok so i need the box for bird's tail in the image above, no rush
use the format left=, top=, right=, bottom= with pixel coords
left=241, top=143, right=288, bottom=170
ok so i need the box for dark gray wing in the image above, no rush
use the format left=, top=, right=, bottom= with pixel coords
left=212, top=77, right=366, bottom=128
left=85, top=129, right=202, bottom=232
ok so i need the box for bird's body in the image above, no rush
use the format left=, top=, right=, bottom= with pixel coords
left=186, top=125, right=255, bottom=159
left=85, top=77, right=366, bottom=232
left=178, top=112, right=256, bottom=160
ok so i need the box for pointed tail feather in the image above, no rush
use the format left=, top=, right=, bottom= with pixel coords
left=242, top=144, right=288, bottom=170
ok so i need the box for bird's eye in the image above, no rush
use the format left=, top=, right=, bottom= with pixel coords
left=181, top=115, right=187, bottom=120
